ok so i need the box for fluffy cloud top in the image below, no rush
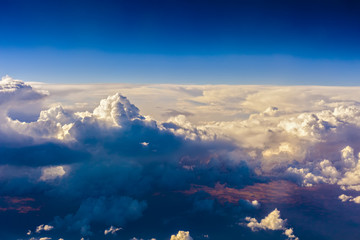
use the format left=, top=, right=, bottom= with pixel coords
left=93, top=93, right=144, bottom=126
left=245, top=209, right=298, bottom=240
left=170, top=231, right=193, bottom=240
left=287, top=145, right=360, bottom=194
left=0, top=75, right=47, bottom=104
left=245, top=208, right=285, bottom=231
left=338, top=194, right=360, bottom=204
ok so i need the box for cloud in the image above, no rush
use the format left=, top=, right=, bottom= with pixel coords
left=0, top=87, right=224, bottom=237
left=104, top=225, right=122, bottom=235
left=352, top=196, right=360, bottom=203
left=287, top=145, right=360, bottom=194
left=245, top=208, right=285, bottom=231
left=341, top=146, right=357, bottom=169
left=284, top=228, right=298, bottom=240
left=92, top=93, right=144, bottom=126
left=250, top=200, right=260, bottom=208
left=55, top=196, right=147, bottom=236
left=6, top=78, right=360, bottom=239
left=164, top=102, right=360, bottom=173
left=0, top=76, right=48, bottom=144
left=0, top=75, right=47, bottom=105
left=338, top=194, right=360, bottom=204
left=140, top=141, right=149, bottom=147
left=7, top=78, right=360, bottom=176
left=170, top=231, right=193, bottom=240
left=35, top=224, right=54, bottom=233
left=339, top=194, right=353, bottom=202
left=245, top=209, right=299, bottom=240
left=40, top=166, right=66, bottom=181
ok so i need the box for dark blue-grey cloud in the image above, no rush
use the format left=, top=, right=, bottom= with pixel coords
left=54, top=196, right=147, bottom=236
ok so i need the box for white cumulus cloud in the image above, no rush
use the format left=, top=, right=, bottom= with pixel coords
left=245, top=209, right=299, bottom=240
left=338, top=194, right=360, bottom=204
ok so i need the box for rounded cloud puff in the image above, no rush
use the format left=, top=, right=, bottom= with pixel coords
left=93, top=93, right=144, bottom=126
left=245, top=209, right=299, bottom=240
left=170, top=231, right=193, bottom=240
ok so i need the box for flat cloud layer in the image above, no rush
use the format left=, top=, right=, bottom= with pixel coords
left=2, top=76, right=360, bottom=239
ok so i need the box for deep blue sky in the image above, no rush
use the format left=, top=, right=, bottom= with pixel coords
left=1, top=0, right=360, bottom=84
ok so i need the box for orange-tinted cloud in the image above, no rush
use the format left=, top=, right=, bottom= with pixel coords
left=183, top=180, right=317, bottom=204
left=0, top=196, right=40, bottom=214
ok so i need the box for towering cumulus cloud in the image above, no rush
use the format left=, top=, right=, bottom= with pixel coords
left=2, top=76, right=360, bottom=239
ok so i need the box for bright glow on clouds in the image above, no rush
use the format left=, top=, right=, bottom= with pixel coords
left=245, top=209, right=299, bottom=240
left=170, top=231, right=193, bottom=240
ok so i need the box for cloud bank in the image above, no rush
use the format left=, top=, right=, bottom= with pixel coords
left=2, top=76, right=360, bottom=239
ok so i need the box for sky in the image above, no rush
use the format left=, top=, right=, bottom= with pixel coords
left=2, top=1, right=360, bottom=240
left=1, top=0, right=360, bottom=84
